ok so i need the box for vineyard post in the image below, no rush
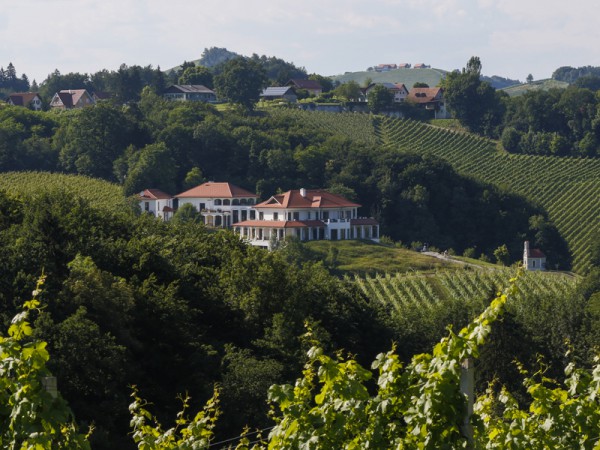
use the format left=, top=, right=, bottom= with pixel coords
left=460, top=357, right=474, bottom=448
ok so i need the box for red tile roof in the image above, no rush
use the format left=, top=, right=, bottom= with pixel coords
left=256, top=189, right=360, bottom=209
left=407, top=87, right=442, bottom=104
left=234, top=220, right=326, bottom=228
left=529, top=249, right=546, bottom=258
left=176, top=182, right=258, bottom=199
left=7, top=92, right=40, bottom=106
left=138, top=189, right=172, bottom=200
left=287, top=79, right=323, bottom=90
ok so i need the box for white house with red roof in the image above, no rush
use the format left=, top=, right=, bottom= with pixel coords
left=523, top=241, right=547, bottom=271
left=286, top=79, right=323, bottom=97
left=138, top=189, right=175, bottom=221
left=233, top=188, right=379, bottom=248
left=175, top=182, right=259, bottom=227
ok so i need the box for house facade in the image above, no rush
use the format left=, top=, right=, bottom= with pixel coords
left=138, top=189, right=175, bottom=221
left=49, top=89, right=95, bottom=110
left=233, top=188, right=379, bottom=249
left=287, top=79, right=323, bottom=97
left=163, top=85, right=217, bottom=103
left=175, top=182, right=259, bottom=227
left=6, top=92, right=43, bottom=110
left=406, top=87, right=450, bottom=119
left=523, top=241, right=546, bottom=271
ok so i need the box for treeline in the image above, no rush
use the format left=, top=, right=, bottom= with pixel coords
left=443, top=58, right=600, bottom=157
left=0, top=93, right=569, bottom=266
left=0, top=47, right=310, bottom=105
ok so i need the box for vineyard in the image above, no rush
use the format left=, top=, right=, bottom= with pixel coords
left=351, top=268, right=578, bottom=317
left=0, top=171, right=131, bottom=212
left=270, top=110, right=600, bottom=273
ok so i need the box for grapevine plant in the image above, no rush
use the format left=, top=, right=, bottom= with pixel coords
left=0, top=275, right=90, bottom=449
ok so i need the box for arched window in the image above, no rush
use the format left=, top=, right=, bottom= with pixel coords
left=240, top=198, right=248, bottom=205
left=232, top=199, right=240, bottom=205
left=223, top=199, right=231, bottom=205
left=247, top=198, right=255, bottom=205
left=214, top=199, right=222, bottom=206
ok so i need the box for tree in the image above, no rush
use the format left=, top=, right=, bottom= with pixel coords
left=333, top=80, right=362, bottom=102
left=526, top=73, right=534, bottom=84
left=493, top=244, right=510, bottom=265
left=367, top=84, right=394, bottom=113
left=413, top=82, right=429, bottom=88
left=123, top=142, right=177, bottom=196
left=443, top=56, right=504, bottom=136
left=213, top=57, right=267, bottom=110
left=178, top=66, right=213, bottom=88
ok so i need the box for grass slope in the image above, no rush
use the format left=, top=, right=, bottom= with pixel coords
left=304, top=240, right=465, bottom=275
left=331, top=68, right=446, bottom=88
left=500, top=79, right=570, bottom=96
left=0, top=171, right=131, bottom=212
left=271, top=110, right=600, bottom=273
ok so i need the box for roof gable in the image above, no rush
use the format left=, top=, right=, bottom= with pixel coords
left=176, top=182, right=258, bottom=199
left=287, top=79, right=322, bottom=90
left=139, top=188, right=172, bottom=200
left=255, top=189, right=361, bottom=209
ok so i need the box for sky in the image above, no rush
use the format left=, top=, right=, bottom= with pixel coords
left=2, top=0, right=599, bottom=84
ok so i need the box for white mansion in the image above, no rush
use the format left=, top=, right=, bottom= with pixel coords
left=138, top=182, right=379, bottom=248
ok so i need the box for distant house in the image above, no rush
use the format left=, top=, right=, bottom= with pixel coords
left=175, top=182, right=259, bottom=228
left=260, top=86, right=298, bottom=102
left=523, top=241, right=546, bottom=271
left=398, top=63, right=411, bottom=69
left=287, top=79, right=323, bottom=97
left=406, top=87, right=449, bottom=118
left=365, top=83, right=409, bottom=103
left=138, top=189, right=175, bottom=221
left=375, top=64, right=397, bottom=72
left=49, top=89, right=95, bottom=110
left=413, top=63, right=430, bottom=69
left=233, top=188, right=379, bottom=249
left=6, top=92, right=43, bottom=110
left=163, top=85, right=217, bottom=103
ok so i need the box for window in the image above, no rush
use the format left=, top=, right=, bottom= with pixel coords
left=232, top=199, right=240, bottom=205
left=223, top=199, right=231, bottom=205
left=273, top=212, right=278, bottom=221
left=259, top=212, right=264, bottom=220
left=144, top=202, right=150, bottom=211
left=214, top=199, right=222, bottom=206
left=293, top=212, right=300, bottom=220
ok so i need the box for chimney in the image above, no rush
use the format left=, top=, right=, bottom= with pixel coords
left=300, top=188, right=307, bottom=197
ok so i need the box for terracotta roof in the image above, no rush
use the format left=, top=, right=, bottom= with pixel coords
left=176, top=182, right=258, bottom=199
left=138, top=189, right=172, bottom=200
left=350, top=218, right=379, bottom=225
left=529, top=249, right=546, bottom=258
left=7, top=92, right=40, bottom=106
left=255, top=189, right=361, bottom=209
left=406, top=87, right=442, bottom=104
left=394, top=83, right=407, bottom=91
left=234, top=220, right=326, bottom=229
left=59, top=89, right=90, bottom=106
left=287, top=79, right=322, bottom=90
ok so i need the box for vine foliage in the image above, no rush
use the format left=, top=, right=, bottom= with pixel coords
left=0, top=275, right=90, bottom=449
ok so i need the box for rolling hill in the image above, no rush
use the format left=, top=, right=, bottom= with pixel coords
left=270, top=109, right=600, bottom=273
left=331, top=68, right=447, bottom=88
left=0, top=171, right=131, bottom=212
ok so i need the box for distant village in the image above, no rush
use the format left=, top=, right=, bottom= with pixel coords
left=5, top=67, right=450, bottom=119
